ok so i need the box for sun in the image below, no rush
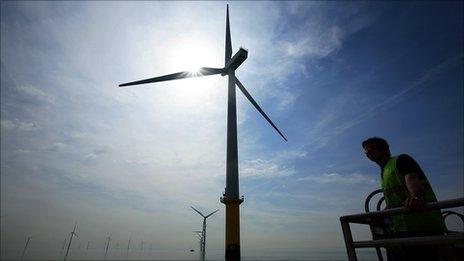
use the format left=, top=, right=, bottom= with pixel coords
left=167, top=37, right=218, bottom=74
left=163, top=36, right=222, bottom=106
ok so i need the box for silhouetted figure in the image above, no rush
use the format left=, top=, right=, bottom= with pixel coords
left=362, top=137, right=450, bottom=260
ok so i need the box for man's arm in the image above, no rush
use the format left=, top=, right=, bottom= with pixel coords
left=404, top=172, right=426, bottom=208
left=397, top=154, right=427, bottom=208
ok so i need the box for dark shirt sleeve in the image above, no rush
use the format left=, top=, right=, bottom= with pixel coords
left=396, top=154, right=426, bottom=180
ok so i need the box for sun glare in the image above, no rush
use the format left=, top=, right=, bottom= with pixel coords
left=168, top=37, right=217, bottom=73
left=187, top=65, right=201, bottom=74
left=164, top=37, right=221, bottom=107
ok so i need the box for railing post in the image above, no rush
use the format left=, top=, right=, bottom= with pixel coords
left=340, top=198, right=464, bottom=260
left=340, top=219, right=357, bottom=261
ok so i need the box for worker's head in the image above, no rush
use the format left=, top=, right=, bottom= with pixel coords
left=362, top=137, right=391, bottom=163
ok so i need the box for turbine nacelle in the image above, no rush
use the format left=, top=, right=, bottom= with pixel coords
left=222, top=47, right=248, bottom=75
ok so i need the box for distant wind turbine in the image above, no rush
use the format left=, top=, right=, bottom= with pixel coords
left=20, top=235, right=36, bottom=261
left=191, top=206, right=219, bottom=261
left=64, top=222, right=78, bottom=261
left=126, top=237, right=131, bottom=259
left=104, top=234, right=111, bottom=260
left=119, top=5, right=287, bottom=260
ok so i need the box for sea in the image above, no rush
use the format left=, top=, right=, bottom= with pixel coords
left=1, top=247, right=383, bottom=260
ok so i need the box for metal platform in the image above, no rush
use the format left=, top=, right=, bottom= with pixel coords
left=340, top=196, right=464, bottom=261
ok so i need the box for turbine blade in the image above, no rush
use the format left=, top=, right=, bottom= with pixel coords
left=205, top=209, right=219, bottom=218
left=119, top=67, right=224, bottom=87
left=225, top=4, right=232, bottom=65
left=190, top=206, right=205, bottom=218
left=235, top=78, right=288, bottom=142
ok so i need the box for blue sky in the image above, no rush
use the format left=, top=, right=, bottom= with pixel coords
left=1, top=1, right=462, bottom=260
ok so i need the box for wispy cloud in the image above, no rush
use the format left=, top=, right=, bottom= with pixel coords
left=297, top=172, right=376, bottom=185
left=371, top=55, right=463, bottom=112
left=234, top=2, right=379, bottom=116
left=335, top=55, right=462, bottom=131
left=239, top=147, right=307, bottom=180
left=1, top=82, right=55, bottom=108
left=1, top=119, right=39, bottom=131
left=278, top=2, right=379, bottom=59
left=281, top=25, right=343, bottom=59
left=47, top=142, right=67, bottom=152
left=15, top=85, right=55, bottom=105
left=241, top=158, right=294, bottom=179
left=306, top=54, right=463, bottom=151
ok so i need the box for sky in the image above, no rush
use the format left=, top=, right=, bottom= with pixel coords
left=1, top=1, right=463, bottom=260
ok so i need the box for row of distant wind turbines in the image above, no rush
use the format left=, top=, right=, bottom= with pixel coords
left=17, top=206, right=216, bottom=261
left=20, top=228, right=154, bottom=260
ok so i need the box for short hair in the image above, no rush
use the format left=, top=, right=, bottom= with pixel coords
left=362, top=137, right=390, bottom=152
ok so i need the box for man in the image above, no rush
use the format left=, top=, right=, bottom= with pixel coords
left=362, top=137, right=448, bottom=260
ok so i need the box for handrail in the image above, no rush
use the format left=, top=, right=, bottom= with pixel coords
left=340, top=197, right=464, bottom=261
left=352, top=233, right=464, bottom=248
left=363, top=188, right=386, bottom=261
left=364, top=189, right=383, bottom=213
left=341, top=198, right=464, bottom=223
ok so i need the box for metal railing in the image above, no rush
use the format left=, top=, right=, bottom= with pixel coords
left=340, top=198, right=464, bottom=261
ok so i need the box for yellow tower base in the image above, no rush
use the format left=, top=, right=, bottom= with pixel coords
left=220, top=196, right=244, bottom=261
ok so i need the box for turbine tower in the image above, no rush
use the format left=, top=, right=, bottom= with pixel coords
left=126, top=237, right=131, bottom=259
left=64, top=222, right=78, bottom=261
left=104, top=234, right=111, bottom=260
left=20, top=235, right=35, bottom=261
left=191, top=206, right=219, bottom=261
left=119, top=5, right=287, bottom=260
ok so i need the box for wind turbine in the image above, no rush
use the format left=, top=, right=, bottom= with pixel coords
left=64, top=222, right=78, bottom=261
left=126, top=237, right=131, bottom=259
left=191, top=206, right=219, bottom=261
left=119, top=5, right=287, bottom=260
left=85, top=241, right=90, bottom=259
left=20, top=235, right=36, bottom=260
left=104, top=234, right=111, bottom=260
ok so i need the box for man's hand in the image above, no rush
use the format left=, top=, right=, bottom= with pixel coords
left=404, top=172, right=426, bottom=209
left=404, top=195, right=426, bottom=209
